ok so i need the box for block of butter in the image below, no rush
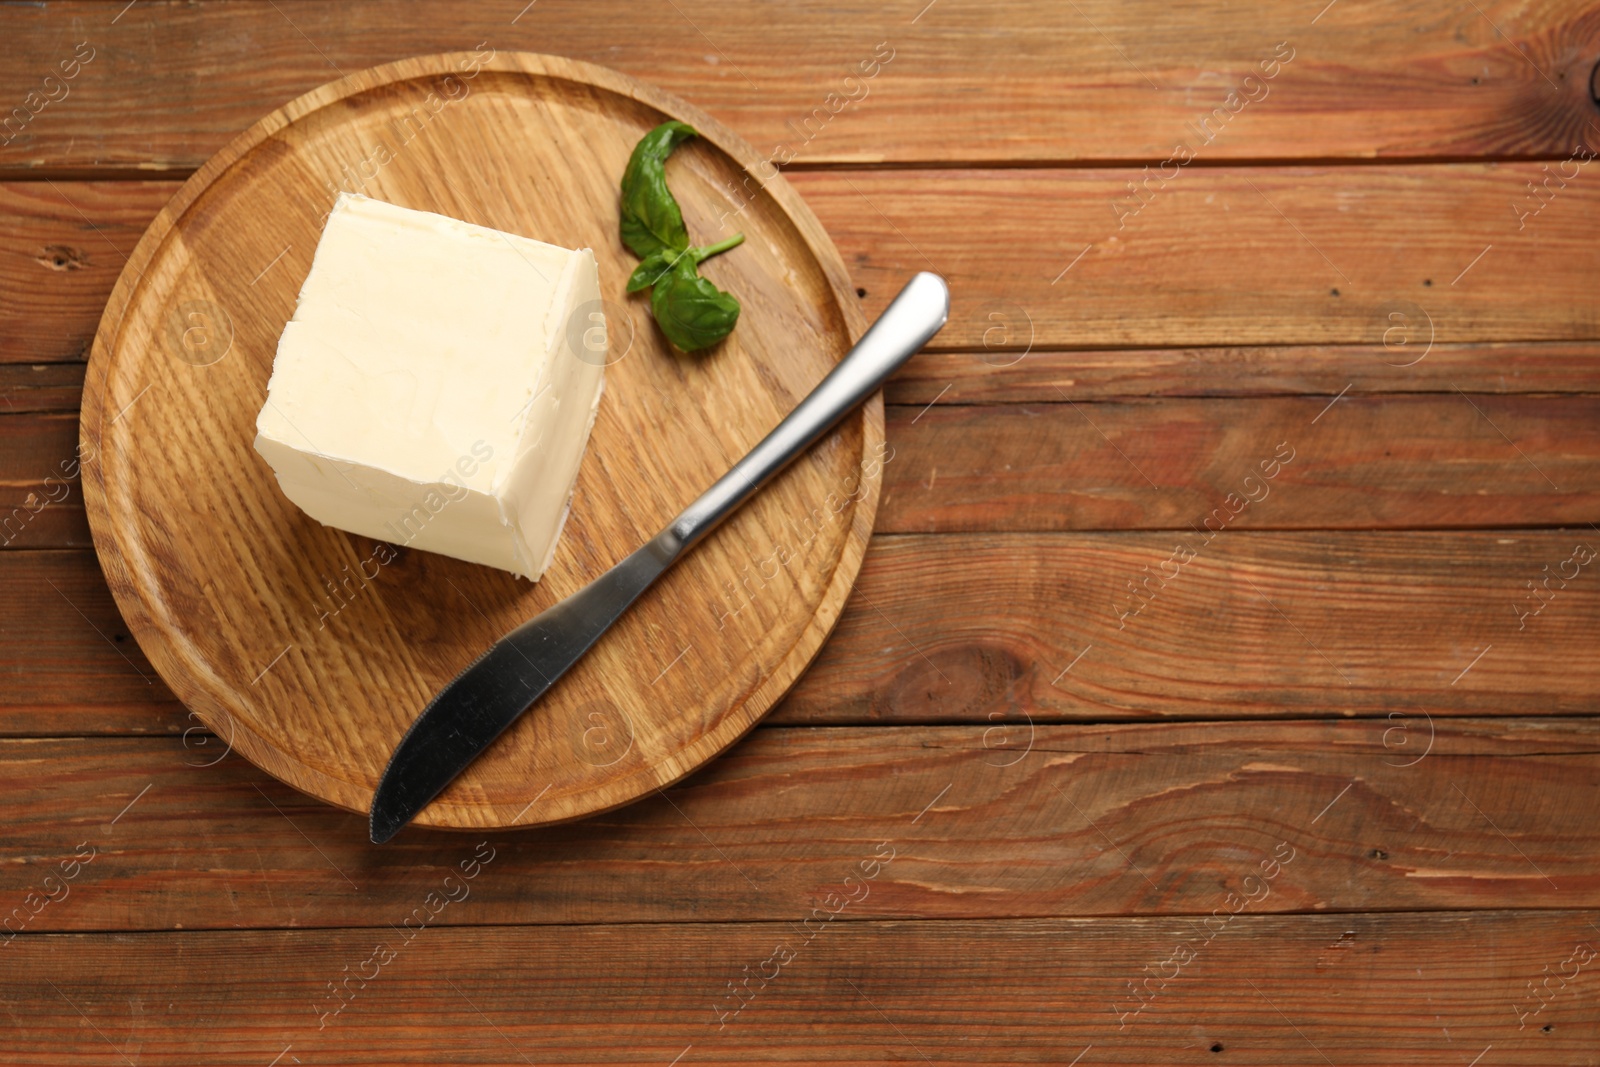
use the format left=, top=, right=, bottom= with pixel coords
left=254, top=193, right=605, bottom=580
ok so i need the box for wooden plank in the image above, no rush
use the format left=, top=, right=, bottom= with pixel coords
left=878, top=393, right=1600, bottom=532
left=5, top=530, right=1597, bottom=734
left=0, top=549, right=182, bottom=733
left=795, top=530, right=1600, bottom=721
left=0, top=412, right=91, bottom=549
left=797, top=165, right=1600, bottom=349
left=0, top=362, right=85, bottom=413
left=3, top=912, right=1595, bottom=1063
left=4, top=720, right=1600, bottom=932
left=2, top=1, right=1598, bottom=174
left=16, top=341, right=1600, bottom=410
left=887, top=341, right=1600, bottom=404
left=9, top=164, right=1600, bottom=368
left=16, top=389, right=1597, bottom=547
left=0, top=181, right=156, bottom=364
left=0, top=409, right=91, bottom=547
left=5, top=175, right=1600, bottom=397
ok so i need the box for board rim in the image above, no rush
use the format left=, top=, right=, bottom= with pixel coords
left=79, top=51, right=880, bottom=832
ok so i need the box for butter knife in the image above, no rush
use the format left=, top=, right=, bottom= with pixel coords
left=369, top=271, right=950, bottom=843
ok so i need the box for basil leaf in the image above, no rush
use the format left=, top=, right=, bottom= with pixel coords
left=619, top=120, right=697, bottom=258
left=619, top=122, right=745, bottom=351
left=626, top=249, right=678, bottom=293
left=649, top=257, right=741, bottom=352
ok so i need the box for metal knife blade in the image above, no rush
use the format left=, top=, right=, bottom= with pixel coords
left=369, top=271, right=949, bottom=843
left=368, top=535, right=672, bottom=843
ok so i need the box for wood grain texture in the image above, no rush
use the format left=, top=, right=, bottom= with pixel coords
left=0, top=362, right=87, bottom=413
left=4, top=719, right=1600, bottom=932
left=78, top=53, right=877, bottom=830
left=12, top=163, right=1600, bottom=368
left=4, top=912, right=1598, bottom=1064
left=0, top=412, right=90, bottom=549
left=793, top=530, right=1600, bottom=721
left=0, top=550, right=183, bottom=734
left=18, top=342, right=1600, bottom=411
left=886, top=340, right=1600, bottom=404
left=3, top=1, right=1599, bottom=173
left=795, top=164, right=1600, bottom=349
left=879, top=394, right=1600, bottom=532
left=0, top=181, right=152, bottom=364
left=13, top=390, right=1600, bottom=550
left=6, top=530, right=1596, bottom=734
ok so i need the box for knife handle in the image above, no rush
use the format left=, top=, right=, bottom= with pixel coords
left=663, top=271, right=949, bottom=553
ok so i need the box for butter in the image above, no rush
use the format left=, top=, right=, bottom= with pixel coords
left=254, top=193, right=606, bottom=580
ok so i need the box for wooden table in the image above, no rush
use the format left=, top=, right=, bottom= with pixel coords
left=4, top=2, right=1599, bottom=1063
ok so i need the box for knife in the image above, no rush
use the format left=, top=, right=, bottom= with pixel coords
left=369, top=271, right=950, bottom=843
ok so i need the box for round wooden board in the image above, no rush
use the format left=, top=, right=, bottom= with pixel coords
left=80, top=53, right=877, bottom=833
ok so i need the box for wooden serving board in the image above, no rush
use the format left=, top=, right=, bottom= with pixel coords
left=79, top=53, right=875, bottom=833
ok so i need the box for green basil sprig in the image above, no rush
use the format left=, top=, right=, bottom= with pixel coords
left=620, top=121, right=743, bottom=352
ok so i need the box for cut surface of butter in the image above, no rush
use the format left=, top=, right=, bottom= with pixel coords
left=254, top=192, right=606, bottom=580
